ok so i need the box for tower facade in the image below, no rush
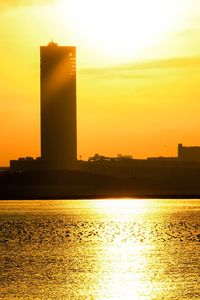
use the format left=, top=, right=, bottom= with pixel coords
left=40, top=42, right=77, bottom=168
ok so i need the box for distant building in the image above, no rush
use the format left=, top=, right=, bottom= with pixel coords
left=40, top=42, right=77, bottom=167
left=0, top=167, right=9, bottom=173
left=178, top=143, right=200, bottom=162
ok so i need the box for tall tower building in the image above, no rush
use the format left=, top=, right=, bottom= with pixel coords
left=40, top=42, right=77, bottom=168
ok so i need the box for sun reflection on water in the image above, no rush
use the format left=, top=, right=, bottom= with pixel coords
left=89, top=199, right=155, bottom=299
left=91, top=199, right=153, bottom=220
left=95, top=231, right=154, bottom=299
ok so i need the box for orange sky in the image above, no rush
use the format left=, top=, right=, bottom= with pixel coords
left=1, top=0, right=200, bottom=166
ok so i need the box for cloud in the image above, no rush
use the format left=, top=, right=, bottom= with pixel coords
left=135, top=57, right=200, bottom=69
left=0, top=0, right=54, bottom=11
left=80, top=67, right=149, bottom=80
left=80, top=56, right=200, bottom=80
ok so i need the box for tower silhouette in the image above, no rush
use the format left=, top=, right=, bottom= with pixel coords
left=40, top=42, right=77, bottom=168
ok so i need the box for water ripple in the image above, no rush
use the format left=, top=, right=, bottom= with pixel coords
left=0, top=215, right=199, bottom=245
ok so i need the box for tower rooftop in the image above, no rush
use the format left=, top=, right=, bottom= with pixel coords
left=48, top=41, right=58, bottom=47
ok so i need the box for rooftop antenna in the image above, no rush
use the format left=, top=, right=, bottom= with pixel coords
left=48, top=38, right=58, bottom=47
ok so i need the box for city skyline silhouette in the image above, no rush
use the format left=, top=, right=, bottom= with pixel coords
left=1, top=43, right=200, bottom=198
left=1, top=1, right=200, bottom=166
left=7, top=41, right=200, bottom=173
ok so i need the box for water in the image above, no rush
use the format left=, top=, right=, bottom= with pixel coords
left=0, top=199, right=200, bottom=299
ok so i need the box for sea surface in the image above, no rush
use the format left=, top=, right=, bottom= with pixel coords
left=0, top=199, right=200, bottom=300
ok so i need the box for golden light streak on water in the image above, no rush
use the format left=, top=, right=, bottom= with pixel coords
left=91, top=199, right=152, bottom=216
left=95, top=234, right=153, bottom=299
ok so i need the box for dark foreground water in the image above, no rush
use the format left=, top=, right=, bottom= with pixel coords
left=0, top=199, right=200, bottom=299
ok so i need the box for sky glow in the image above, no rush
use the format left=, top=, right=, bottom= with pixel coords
left=1, top=0, right=200, bottom=165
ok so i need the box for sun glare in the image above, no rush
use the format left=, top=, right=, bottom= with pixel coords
left=92, top=199, right=151, bottom=218
left=56, top=0, right=188, bottom=62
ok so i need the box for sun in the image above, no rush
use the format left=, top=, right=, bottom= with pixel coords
left=55, top=0, right=188, bottom=62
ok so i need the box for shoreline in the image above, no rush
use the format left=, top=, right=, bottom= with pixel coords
left=1, top=194, right=200, bottom=200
